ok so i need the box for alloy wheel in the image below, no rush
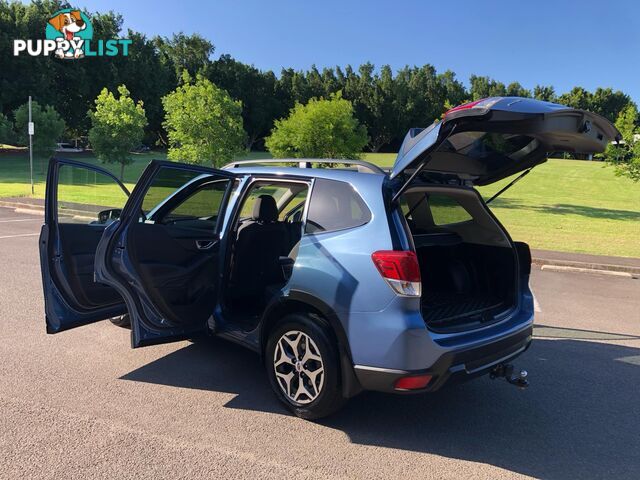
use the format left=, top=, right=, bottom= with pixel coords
left=273, top=330, right=325, bottom=404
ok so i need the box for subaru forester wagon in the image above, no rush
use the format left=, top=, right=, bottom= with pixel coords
left=40, top=97, right=619, bottom=418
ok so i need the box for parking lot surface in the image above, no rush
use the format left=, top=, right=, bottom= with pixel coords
left=0, top=206, right=638, bottom=479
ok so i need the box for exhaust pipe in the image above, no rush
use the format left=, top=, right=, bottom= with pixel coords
left=490, top=363, right=529, bottom=389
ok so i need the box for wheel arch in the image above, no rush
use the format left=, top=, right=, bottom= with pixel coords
left=259, top=290, right=362, bottom=398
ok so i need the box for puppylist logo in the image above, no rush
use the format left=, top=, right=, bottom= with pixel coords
left=13, top=8, right=131, bottom=59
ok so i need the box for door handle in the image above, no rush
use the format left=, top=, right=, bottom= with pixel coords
left=196, top=240, right=215, bottom=250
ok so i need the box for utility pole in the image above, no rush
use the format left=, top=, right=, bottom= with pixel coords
left=28, top=96, right=34, bottom=195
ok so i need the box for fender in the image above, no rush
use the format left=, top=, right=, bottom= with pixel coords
left=260, top=289, right=362, bottom=398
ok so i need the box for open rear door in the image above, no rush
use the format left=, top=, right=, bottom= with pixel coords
left=40, top=158, right=129, bottom=333
left=391, top=97, right=621, bottom=191
left=94, top=160, right=237, bottom=348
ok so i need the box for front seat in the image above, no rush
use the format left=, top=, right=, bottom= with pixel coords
left=230, top=195, right=289, bottom=302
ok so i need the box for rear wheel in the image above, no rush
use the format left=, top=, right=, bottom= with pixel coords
left=265, top=313, right=346, bottom=419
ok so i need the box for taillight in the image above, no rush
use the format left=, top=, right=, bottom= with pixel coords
left=394, top=374, right=432, bottom=391
left=371, top=250, right=421, bottom=297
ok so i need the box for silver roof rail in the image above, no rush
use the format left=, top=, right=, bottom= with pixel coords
left=222, top=158, right=385, bottom=174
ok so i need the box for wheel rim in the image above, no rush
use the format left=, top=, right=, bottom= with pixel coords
left=273, top=330, right=325, bottom=405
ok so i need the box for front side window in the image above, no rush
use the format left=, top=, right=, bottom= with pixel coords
left=305, top=178, right=371, bottom=234
left=57, top=164, right=128, bottom=225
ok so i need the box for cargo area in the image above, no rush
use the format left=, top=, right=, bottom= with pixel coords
left=400, top=185, right=518, bottom=332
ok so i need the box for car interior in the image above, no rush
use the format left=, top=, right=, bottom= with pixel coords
left=223, top=180, right=310, bottom=325
left=400, top=186, right=518, bottom=332
left=51, top=161, right=312, bottom=334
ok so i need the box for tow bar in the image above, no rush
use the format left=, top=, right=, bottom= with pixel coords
left=490, top=363, right=529, bottom=389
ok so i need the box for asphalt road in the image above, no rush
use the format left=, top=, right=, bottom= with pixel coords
left=0, top=206, right=639, bottom=480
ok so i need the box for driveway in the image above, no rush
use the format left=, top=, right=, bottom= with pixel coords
left=0, top=206, right=638, bottom=479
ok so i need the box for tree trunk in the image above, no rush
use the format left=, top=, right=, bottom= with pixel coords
left=369, top=139, right=384, bottom=153
left=156, top=130, right=168, bottom=148
left=120, top=161, right=125, bottom=182
left=245, top=133, right=258, bottom=150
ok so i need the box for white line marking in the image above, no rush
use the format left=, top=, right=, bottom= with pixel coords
left=0, top=218, right=41, bottom=223
left=617, top=356, right=640, bottom=366
left=0, top=233, right=39, bottom=239
left=14, top=208, right=43, bottom=216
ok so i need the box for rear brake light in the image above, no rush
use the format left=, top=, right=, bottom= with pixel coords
left=371, top=250, right=421, bottom=297
left=444, top=99, right=485, bottom=117
left=394, top=374, right=432, bottom=390
left=443, top=97, right=502, bottom=119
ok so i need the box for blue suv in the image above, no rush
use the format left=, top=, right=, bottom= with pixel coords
left=39, top=97, right=619, bottom=418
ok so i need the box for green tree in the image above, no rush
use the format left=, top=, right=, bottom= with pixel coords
left=0, top=113, right=13, bottom=144
left=558, top=86, right=593, bottom=111
left=266, top=92, right=368, bottom=159
left=438, top=70, right=468, bottom=107
left=590, top=87, right=632, bottom=122
left=14, top=101, right=65, bottom=158
left=469, top=75, right=506, bottom=100
left=207, top=54, right=280, bottom=149
left=117, top=31, right=177, bottom=144
left=162, top=73, right=246, bottom=166
left=533, top=85, right=557, bottom=102
left=88, top=85, right=147, bottom=181
left=606, top=104, right=640, bottom=181
left=155, top=32, right=214, bottom=79
left=505, top=82, right=531, bottom=97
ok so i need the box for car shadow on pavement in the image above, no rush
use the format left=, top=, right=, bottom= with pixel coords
left=122, top=337, right=640, bottom=479
left=325, top=338, right=640, bottom=480
left=120, top=338, right=284, bottom=414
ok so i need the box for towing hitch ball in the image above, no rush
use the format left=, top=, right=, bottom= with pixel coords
left=490, top=363, right=529, bottom=389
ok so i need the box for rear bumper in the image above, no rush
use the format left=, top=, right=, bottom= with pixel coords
left=353, top=325, right=533, bottom=394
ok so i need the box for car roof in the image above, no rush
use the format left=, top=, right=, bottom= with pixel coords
left=225, top=165, right=387, bottom=188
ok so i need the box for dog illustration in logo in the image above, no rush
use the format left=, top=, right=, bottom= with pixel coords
left=48, top=10, right=86, bottom=59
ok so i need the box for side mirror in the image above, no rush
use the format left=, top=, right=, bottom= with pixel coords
left=97, top=208, right=122, bottom=224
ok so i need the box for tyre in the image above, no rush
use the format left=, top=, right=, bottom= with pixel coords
left=109, top=313, right=130, bottom=329
left=265, top=313, right=346, bottom=419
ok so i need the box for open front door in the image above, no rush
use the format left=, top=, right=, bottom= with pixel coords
left=94, top=161, right=237, bottom=348
left=40, top=158, right=129, bottom=333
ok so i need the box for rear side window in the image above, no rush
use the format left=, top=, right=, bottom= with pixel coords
left=164, top=180, right=229, bottom=221
left=305, top=179, right=371, bottom=234
left=141, top=167, right=230, bottom=228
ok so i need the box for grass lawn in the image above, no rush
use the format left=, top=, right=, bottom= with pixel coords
left=1, top=151, right=638, bottom=257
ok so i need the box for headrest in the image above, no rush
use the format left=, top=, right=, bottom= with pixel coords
left=252, top=195, right=278, bottom=222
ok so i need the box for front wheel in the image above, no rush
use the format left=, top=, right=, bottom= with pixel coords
left=265, top=313, right=346, bottom=420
